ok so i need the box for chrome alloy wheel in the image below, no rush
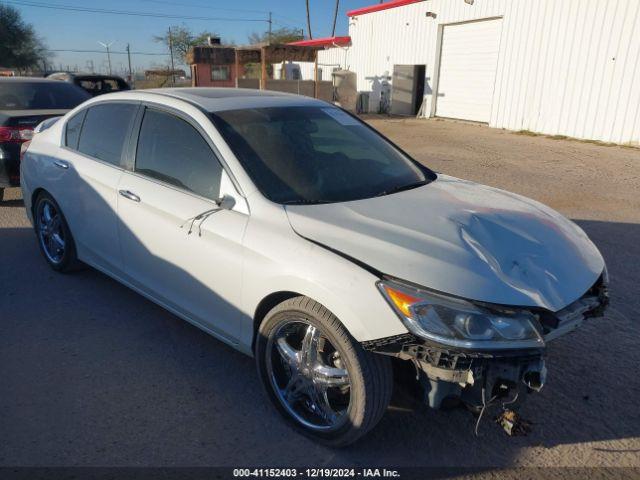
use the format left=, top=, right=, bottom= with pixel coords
left=37, top=199, right=66, bottom=264
left=266, top=320, right=352, bottom=430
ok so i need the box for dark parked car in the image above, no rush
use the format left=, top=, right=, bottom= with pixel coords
left=0, top=77, right=90, bottom=200
left=47, top=72, right=130, bottom=97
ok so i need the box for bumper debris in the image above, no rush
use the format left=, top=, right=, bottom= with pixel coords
left=496, top=409, right=532, bottom=436
left=362, top=275, right=608, bottom=429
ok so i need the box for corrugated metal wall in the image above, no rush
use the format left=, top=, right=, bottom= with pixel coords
left=276, top=47, right=351, bottom=82
left=318, top=46, right=351, bottom=75
left=340, top=0, right=640, bottom=144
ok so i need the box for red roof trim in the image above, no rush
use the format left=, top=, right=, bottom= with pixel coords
left=287, top=36, right=351, bottom=48
left=347, top=0, right=426, bottom=17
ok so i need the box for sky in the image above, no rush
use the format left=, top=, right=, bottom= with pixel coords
left=6, top=0, right=378, bottom=75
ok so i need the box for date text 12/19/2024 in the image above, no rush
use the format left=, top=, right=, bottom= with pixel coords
left=233, top=469, right=401, bottom=478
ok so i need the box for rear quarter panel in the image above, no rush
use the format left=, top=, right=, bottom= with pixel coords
left=20, top=122, right=66, bottom=223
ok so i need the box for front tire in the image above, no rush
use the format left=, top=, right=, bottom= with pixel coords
left=256, top=296, right=393, bottom=446
left=33, top=191, right=80, bottom=273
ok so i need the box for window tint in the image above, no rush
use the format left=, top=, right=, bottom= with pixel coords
left=78, top=103, right=137, bottom=166
left=0, top=81, right=90, bottom=110
left=65, top=109, right=86, bottom=149
left=135, top=108, right=222, bottom=200
left=209, top=106, right=431, bottom=204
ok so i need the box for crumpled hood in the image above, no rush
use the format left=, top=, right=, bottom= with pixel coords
left=285, top=175, right=604, bottom=312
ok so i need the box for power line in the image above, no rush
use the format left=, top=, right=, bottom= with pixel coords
left=3, top=0, right=267, bottom=22
left=134, top=0, right=268, bottom=15
left=271, top=18, right=304, bottom=30
left=271, top=14, right=306, bottom=26
left=46, top=48, right=169, bottom=56
left=42, top=0, right=302, bottom=24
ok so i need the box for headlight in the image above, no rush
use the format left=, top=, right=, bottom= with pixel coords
left=378, top=279, right=544, bottom=350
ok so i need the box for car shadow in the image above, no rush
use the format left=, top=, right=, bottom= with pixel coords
left=0, top=199, right=24, bottom=207
left=0, top=187, right=24, bottom=207
left=1, top=173, right=639, bottom=468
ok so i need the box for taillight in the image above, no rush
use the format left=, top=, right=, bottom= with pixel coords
left=0, top=126, right=34, bottom=144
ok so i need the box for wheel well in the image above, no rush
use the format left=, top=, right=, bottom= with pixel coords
left=252, top=291, right=300, bottom=351
left=31, top=187, right=46, bottom=216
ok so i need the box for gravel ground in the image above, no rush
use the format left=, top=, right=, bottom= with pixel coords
left=1, top=118, right=639, bottom=470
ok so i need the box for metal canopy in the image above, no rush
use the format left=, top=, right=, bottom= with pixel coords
left=187, top=44, right=322, bottom=92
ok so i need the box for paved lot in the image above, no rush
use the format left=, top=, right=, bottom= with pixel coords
left=1, top=118, right=639, bottom=469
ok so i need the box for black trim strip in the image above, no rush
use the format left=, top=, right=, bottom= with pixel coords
left=299, top=234, right=384, bottom=278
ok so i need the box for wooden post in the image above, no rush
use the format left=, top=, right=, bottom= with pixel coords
left=234, top=49, right=239, bottom=88
left=314, top=51, right=319, bottom=98
left=260, top=47, right=268, bottom=90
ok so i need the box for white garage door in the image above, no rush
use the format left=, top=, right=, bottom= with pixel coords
left=436, top=18, right=502, bottom=123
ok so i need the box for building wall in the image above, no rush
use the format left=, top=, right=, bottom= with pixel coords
left=191, top=63, right=245, bottom=88
left=346, top=0, right=640, bottom=144
left=318, top=46, right=351, bottom=76
left=265, top=79, right=334, bottom=102
left=271, top=47, right=351, bottom=82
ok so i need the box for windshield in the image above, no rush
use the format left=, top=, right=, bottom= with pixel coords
left=209, top=106, right=433, bottom=204
left=0, top=82, right=90, bottom=110
left=77, top=77, right=129, bottom=96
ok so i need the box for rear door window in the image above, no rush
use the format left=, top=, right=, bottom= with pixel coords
left=77, top=103, right=137, bottom=166
left=65, top=110, right=86, bottom=149
left=135, top=108, right=223, bottom=200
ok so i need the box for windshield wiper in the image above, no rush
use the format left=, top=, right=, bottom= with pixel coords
left=374, top=180, right=427, bottom=198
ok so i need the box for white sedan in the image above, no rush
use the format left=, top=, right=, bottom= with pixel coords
left=20, top=88, right=608, bottom=446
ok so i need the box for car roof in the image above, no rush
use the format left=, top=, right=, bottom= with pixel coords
left=0, top=76, right=63, bottom=83
left=140, top=87, right=326, bottom=112
left=75, top=74, right=126, bottom=81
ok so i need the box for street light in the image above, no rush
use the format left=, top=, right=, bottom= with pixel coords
left=98, top=41, right=114, bottom=75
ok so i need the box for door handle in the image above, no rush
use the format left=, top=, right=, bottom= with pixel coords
left=119, top=189, right=140, bottom=202
left=53, top=160, right=69, bottom=169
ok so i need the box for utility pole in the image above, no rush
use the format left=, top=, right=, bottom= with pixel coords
left=98, top=41, right=114, bottom=75
left=126, top=43, right=133, bottom=86
left=268, top=11, right=272, bottom=44
left=306, top=0, right=312, bottom=39
left=332, top=0, right=340, bottom=37
left=168, top=27, right=176, bottom=87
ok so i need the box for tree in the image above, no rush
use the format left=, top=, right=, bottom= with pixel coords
left=0, top=5, right=47, bottom=70
left=153, top=25, right=224, bottom=65
left=248, top=27, right=303, bottom=46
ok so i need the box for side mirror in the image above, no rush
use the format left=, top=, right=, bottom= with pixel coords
left=216, top=194, right=236, bottom=210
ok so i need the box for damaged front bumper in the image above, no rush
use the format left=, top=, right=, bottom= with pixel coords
left=363, top=275, right=609, bottom=411
left=363, top=333, right=547, bottom=410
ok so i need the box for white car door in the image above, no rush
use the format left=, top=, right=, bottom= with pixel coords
left=116, top=106, right=248, bottom=342
left=52, top=102, right=139, bottom=275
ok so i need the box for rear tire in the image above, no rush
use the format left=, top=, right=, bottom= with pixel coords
left=33, top=191, right=80, bottom=273
left=255, top=296, right=393, bottom=447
